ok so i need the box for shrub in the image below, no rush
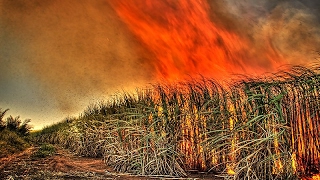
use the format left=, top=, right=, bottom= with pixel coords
left=0, top=108, right=33, bottom=157
left=31, top=143, right=56, bottom=159
left=0, top=129, right=30, bottom=158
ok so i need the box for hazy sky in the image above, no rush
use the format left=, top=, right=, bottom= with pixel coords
left=1, top=0, right=319, bottom=129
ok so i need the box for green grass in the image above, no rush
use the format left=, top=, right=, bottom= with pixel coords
left=31, top=143, right=56, bottom=159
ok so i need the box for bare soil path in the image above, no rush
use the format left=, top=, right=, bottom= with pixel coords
left=0, top=146, right=222, bottom=180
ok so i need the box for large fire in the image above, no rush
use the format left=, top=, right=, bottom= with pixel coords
left=109, top=0, right=319, bottom=178
left=110, top=0, right=284, bottom=82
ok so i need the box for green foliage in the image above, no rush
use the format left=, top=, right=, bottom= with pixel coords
left=0, top=108, right=33, bottom=157
left=0, top=129, right=30, bottom=158
left=6, top=116, right=32, bottom=136
left=31, top=143, right=56, bottom=159
left=30, top=117, right=74, bottom=146
left=0, top=109, right=32, bottom=136
left=33, top=117, right=73, bottom=136
left=18, top=119, right=32, bottom=136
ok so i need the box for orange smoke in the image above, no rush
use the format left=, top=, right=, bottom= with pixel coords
left=110, top=0, right=284, bottom=82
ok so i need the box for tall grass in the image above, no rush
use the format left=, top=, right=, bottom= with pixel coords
left=34, top=66, right=320, bottom=179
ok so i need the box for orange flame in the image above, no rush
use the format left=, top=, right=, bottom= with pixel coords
left=303, top=174, right=320, bottom=180
left=311, top=175, right=320, bottom=180
left=110, top=0, right=284, bottom=82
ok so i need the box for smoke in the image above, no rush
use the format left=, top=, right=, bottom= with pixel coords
left=1, top=0, right=154, bottom=114
left=205, top=0, right=320, bottom=67
left=221, top=0, right=320, bottom=64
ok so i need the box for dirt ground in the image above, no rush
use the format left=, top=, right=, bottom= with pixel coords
left=0, top=146, right=223, bottom=180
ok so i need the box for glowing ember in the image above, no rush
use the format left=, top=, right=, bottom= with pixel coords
left=303, top=174, right=320, bottom=180
left=312, top=175, right=320, bottom=180
left=227, top=168, right=236, bottom=175
left=291, top=152, right=297, bottom=173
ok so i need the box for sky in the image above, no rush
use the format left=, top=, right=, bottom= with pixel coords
left=1, top=0, right=320, bottom=130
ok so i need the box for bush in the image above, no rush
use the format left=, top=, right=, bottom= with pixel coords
left=0, top=108, right=33, bottom=157
left=0, top=129, right=30, bottom=158
left=31, top=143, right=56, bottom=159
